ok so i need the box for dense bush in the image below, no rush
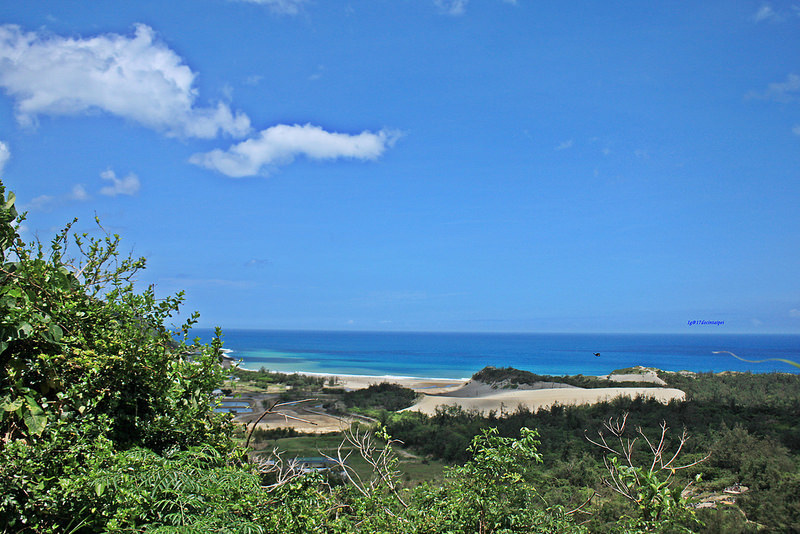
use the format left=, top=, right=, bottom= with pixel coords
left=473, top=366, right=658, bottom=389
left=343, top=382, right=418, bottom=411
left=230, top=367, right=327, bottom=391
left=0, top=181, right=238, bottom=530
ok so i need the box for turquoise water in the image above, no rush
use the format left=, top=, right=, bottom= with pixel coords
left=191, top=330, right=800, bottom=379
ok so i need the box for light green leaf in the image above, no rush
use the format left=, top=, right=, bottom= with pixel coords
left=2, top=191, right=15, bottom=211
left=17, top=322, right=33, bottom=338
left=22, top=395, right=47, bottom=436
left=1, top=397, right=24, bottom=412
left=47, top=323, right=63, bottom=343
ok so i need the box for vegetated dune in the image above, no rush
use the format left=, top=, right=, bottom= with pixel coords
left=403, top=385, right=686, bottom=416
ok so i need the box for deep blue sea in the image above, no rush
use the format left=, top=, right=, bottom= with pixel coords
left=190, top=330, right=800, bottom=379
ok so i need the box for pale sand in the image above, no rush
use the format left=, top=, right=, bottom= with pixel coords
left=403, top=387, right=686, bottom=416
left=315, top=373, right=469, bottom=394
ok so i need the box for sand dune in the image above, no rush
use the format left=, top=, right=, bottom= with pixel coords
left=404, top=386, right=686, bottom=416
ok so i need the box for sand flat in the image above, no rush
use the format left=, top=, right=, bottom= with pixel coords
left=324, top=374, right=469, bottom=394
left=404, top=387, right=685, bottom=416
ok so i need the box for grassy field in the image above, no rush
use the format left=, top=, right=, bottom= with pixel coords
left=250, top=434, right=446, bottom=488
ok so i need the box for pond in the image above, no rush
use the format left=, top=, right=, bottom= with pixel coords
left=214, top=400, right=253, bottom=414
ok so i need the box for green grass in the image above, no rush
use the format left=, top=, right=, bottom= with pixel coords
left=252, top=434, right=446, bottom=487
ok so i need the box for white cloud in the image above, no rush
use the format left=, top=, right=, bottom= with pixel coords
left=190, top=123, right=401, bottom=177
left=229, top=0, right=308, bottom=14
left=100, top=169, right=140, bottom=196
left=790, top=308, right=800, bottom=318
left=25, top=194, right=55, bottom=212
left=754, top=4, right=780, bottom=22
left=309, top=65, right=325, bottom=81
left=0, top=141, right=9, bottom=175
left=435, top=0, right=468, bottom=16
left=19, top=182, right=91, bottom=212
left=751, top=73, right=800, bottom=102
left=0, top=24, right=250, bottom=138
left=555, top=139, right=573, bottom=151
left=793, top=125, right=800, bottom=135
left=244, top=74, right=264, bottom=86
left=70, top=184, right=89, bottom=201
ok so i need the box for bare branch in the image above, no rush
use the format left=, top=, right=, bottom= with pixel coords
left=244, top=398, right=318, bottom=450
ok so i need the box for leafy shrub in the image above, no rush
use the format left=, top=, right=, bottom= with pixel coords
left=343, top=382, right=418, bottom=411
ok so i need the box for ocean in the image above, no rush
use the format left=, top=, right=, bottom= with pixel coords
left=190, top=329, right=800, bottom=379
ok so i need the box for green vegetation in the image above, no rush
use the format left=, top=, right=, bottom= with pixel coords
left=473, top=366, right=659, bottom=389
left=342, top=382, right=418, bottom=412
left=381, top=370, right=800, bottom=532
left=229, top=367, right=327, bottom=394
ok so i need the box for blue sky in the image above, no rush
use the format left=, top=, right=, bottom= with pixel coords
left=0, top=0, right=798, bottom=333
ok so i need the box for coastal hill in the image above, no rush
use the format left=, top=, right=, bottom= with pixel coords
left=402, top=365, right=684, bottom=415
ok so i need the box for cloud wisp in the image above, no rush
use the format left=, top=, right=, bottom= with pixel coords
left=228, top=0, right=308, bottom=15
left=555, top=139, right=574, bottom=151
left=21, top=184, right=90, bottom=212
left=754, top=4, right=780, bottom=22
left=750, top=73, right=800, bottom=103
left=100, top=169, right=141, bottom=197
left=190, top=123, right=401, bottom=177
left=435, top=0, right=468, bottom=16
left=0, top=24, right=251, bottom=138
left=0, top=141, right=9, bottom=175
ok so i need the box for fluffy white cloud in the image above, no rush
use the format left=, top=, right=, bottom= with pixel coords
left=189, top=123, right=400, bottom=177
left=0, top=141, right=9, bottom=175
left=230, top=0, right=308, bottom=14
left=0, top=24, right=250, bottom=138
left=100, top=169, right=140, bottom=196
left=435, top=0, right=468, bottom=16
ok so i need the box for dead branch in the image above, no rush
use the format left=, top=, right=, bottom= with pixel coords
left=322, top=425, right=409, bottom=508
left=252, top=448, right=310, bottom=491
left=244, top=398, right=317, bottom=450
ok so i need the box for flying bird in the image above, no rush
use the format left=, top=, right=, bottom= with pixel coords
left=593, top=352, right=601, bottom=357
